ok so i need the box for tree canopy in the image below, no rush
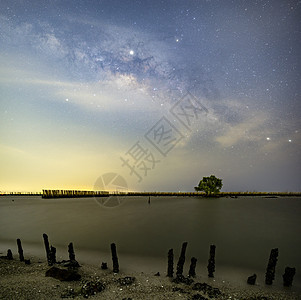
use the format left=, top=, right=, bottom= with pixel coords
left=194, top=175, right=223, bottom=196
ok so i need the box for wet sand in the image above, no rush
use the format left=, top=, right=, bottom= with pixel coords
left=0, top=255, right=300, bottom=300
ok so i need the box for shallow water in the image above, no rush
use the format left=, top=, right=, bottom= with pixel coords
left=0, top=195, right=300, bottom=290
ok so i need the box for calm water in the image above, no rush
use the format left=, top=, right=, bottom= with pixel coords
left=1, top=195, right=300, bottom=289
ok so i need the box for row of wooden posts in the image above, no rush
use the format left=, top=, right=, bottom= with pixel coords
left=42, top=190, right=109, bottom=199
left=3, top=236, right=296, bottom=287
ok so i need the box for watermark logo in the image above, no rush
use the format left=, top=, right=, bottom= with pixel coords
left=94, top=91, right=208, bottom=195
left=120, top=91, right=208, bottom=183
left=120, top=141, right=160, bottom=182
left=93, top=173, right=128, bottom=208
left=144, top=116, right=184, bottom=156
left=170, top=91, right=208, bottom=130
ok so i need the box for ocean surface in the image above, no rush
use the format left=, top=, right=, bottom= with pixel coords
left=1, top=195, right=300, bottom=291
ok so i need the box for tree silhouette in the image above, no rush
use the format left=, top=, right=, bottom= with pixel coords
left=194, top=175, right=223, bottom=196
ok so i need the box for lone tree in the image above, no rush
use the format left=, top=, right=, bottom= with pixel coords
left=195, top=175, right=223, bottom=196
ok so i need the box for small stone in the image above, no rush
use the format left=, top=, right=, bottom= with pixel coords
left=247, top=274, right=257, bottom=285
left=154, top=272, right=160, bottom=276
left=172, top=275, right=194, bottom=285
left=80, top=279, right=105, bottom=297
left=192, top=282, right=222, bottom=298
left=117, top=277, right=136, bottom=286
left=101, top=262, right=108, bottom=270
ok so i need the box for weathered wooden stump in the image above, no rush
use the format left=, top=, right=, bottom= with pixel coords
left=188, top=257, right=197, bottom=277
left=17, top=238, right=24, bottom=262
left=7, top=249, right=13, bottom=260
left=101, top=262, right=108, bottom=270
left=247, top=274, right=257, bottom=285
left=111, top=243, right=119, bottom=273
left=167, top=248, right=174, bottom=277
left=265, top=248, right=278, bottom=285
left=207, top=245, right=216, bottom=278
left=176, top=242, right=188, bottom=276
left=43, top=233, right=52, bottom=266
left=68, top=242, right=76, bottom=261
left=50, top=246, right=56, bottom=264
left=283, top=267, right=296, bottom=287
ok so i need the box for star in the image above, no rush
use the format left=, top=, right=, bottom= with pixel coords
left=129, top=50, right=134, bottom=55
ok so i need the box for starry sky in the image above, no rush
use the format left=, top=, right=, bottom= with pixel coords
left=0, top=0, right=300, bottom=193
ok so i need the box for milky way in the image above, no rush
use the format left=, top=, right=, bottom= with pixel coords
left=0, top=1, right=300, bottom=192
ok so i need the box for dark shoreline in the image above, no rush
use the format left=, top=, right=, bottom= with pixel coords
left=2, top=191, right=301, bottom=198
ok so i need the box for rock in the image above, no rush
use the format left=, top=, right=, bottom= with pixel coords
left=154, top=272, right=160, bottom=276
left=24, top=259, right=31, bottom=265
left=283, top=267, right=296, bottom=287
left=101, top=262, right=108, bottom=270
left=61, top=288, right=76, bottom=298
left=117, top=276, right=136, bottom=286
left=247, top=274, right=257, bottom=285
left=61, top=279, right=105, bottom=298
left=192, top=282, right=222, bottom=298
left=172, top=275, right=194, bottom=285
left=45, top=266, right=81, bottom=281
left=57, top=259, right=80, bottom=269
left=81, top=279, right=105, bottom=297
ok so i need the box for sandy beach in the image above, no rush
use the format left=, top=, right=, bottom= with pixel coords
left=0, top=254, right=300, bottom=300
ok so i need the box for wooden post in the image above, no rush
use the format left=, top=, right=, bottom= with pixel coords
left=50, top=246, right=56, bottom=264
left=283, top=267, right=296, bottom=287
left=265, top=248, right=278, bottom=285
left=207, top=244, right=216, bottom=277
left=68, top=242, right=76, bottom=261
left=176, top=242, right=188, bottom=276
left=111, top=243, right=119, bottom=273
left=17, top=238, right=24, bottom=262
left=43, top=233, right=52, bottom=266
left=167, top=249, right=174, bottom=277
left=7, top=249, right=13, bottom=260
left=188, top=257, right=197, bottom=277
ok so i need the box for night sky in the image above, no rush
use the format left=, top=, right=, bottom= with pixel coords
left=0, top=0, right=300, bottom=192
